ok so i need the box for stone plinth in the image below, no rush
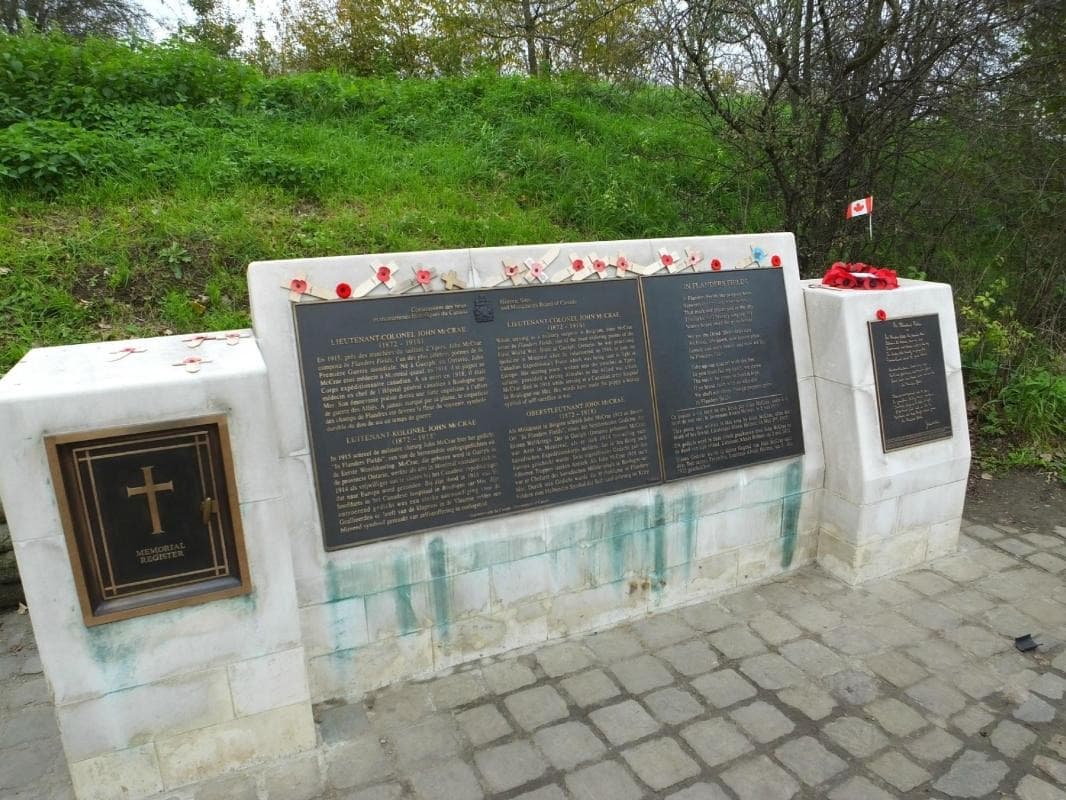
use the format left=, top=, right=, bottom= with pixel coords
left=0, top=334, right=314, bottom=800
left=804, top=280, right=970, bottom=583
left=248, top=233, right=826, bottom=701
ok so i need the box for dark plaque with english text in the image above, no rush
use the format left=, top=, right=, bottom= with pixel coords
left=869, top=314, right=953, bottom=451
left=47, top=417, right=251, bottom=626
left=294, top=281, right=662, bottom=549
left=641, top=269, right=805, bottom=479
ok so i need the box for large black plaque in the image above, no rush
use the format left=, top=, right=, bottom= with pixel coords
left=869, top=314, right=953, bottom=451
left=641, top=270, right=805, bottom=479
left=294, top=281, right=662, bottom=549
left=46, top=417, right=251, bottom=626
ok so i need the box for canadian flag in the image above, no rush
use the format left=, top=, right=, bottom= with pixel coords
left=846, top=196, right=873, bottom=219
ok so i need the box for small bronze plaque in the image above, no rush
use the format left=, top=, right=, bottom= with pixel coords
left=869, top=314, right=954, bottom=451
left=46, top=416, right=251, bottom=626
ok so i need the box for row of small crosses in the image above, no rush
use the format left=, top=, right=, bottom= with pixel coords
left=282, top=245, right=782, bottom=302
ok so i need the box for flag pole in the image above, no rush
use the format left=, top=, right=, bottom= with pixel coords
left=868, top=213, right=873, bottom=241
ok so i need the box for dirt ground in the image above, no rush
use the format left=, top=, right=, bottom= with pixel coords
left=964, top=467, right=1066, bottom=531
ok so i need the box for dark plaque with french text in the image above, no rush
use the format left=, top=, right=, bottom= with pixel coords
left=46, top=417, right=251, bottom=626
left=869, top=314, right=953, bottom=451
left=294, top=281, right=662, bottom=549
left=641, top=269, right=805, bottom=479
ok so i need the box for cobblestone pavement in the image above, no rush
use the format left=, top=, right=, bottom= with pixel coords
left=2, top=517, right=1065, bottom=800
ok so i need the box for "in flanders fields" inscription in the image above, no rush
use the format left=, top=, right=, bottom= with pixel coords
left=868, top=314, right=953, bottom=452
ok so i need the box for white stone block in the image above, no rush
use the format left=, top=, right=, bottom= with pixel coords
left=491, top=553, right=552, bottom=606
left=655, top=471, right=742, bottom=521
left=436, top=567, right=493, bottom=621
left=57, top=668, right=233, bottom=762
left=927, top=518, right=962, bottom=560
left=543, top=488, right=655, bottom=550
left=705, top=500, right=785, bottom=553
left=817, top=527, right=928, bottom=585
left=306, top=631, right=434, bottom=703
left=155, top=702, right=315, bottom=789
left=896, top=480, right=967, bottom=530
left=547, top=580, right=647, bottom=638
left=299, top=596, right=370, bottom=658
left=431, top=609, right=548, bottom=671
left=364, top=581, right=434, bottom=640
left=69, top=743, right=164, bottom=800
left=686, top=550, right=740, bottom=595
left=821, top=491, right=900, bottom=546
left=228, top=647, right=310, bottom=718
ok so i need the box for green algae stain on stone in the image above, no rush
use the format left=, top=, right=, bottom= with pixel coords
left=651, top=493, right=667, bottom=593
left=427, top=537, right=451, bottom=639
left=392, top=557, right=418, bottom=634
left=85, top=622, right=140, bottom=686
left=780, top=460, right=804, bottom=568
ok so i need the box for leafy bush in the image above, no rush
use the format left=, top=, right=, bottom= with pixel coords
left=0, top=120, right=118, bottom=191
left=1000, top=368, right=1066, bottom=447
left=0, top=33, right=259, bottom=126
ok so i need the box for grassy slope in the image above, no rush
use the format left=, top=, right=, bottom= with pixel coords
left=0, top=37, right=780, bottom=370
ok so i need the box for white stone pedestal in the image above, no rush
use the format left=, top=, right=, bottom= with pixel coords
left=804, top=279, right=971, bottom=583
left=0, top=334, right=314, bottom=800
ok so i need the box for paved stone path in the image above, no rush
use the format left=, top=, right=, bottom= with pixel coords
left=2, top=516, right=1065, bottom=800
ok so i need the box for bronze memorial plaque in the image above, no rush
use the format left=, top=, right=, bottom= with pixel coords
left=869, top=314, right=953, bottom=451
left=46, top=416, right=251, bottom=626
left=294, top=281, right=662, bottom=549
left=294, top=269, right=805, bottom=550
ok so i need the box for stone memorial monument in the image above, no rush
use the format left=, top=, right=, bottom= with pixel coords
left=0, top=233, right=969, bottom=799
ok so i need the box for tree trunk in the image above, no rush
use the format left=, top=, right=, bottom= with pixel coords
left=521, top=0, right=538, bottom=76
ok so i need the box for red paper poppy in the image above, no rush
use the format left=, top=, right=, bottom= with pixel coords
left=505, top=264, right=520, bottom=277
left=571, top=258, right=584, bottom=271
left=771, top=255, right=782, bottom=267
left=336, top=282, right=352, bottom=299
left=376, top=266, right=392, bottom=283
left=876, top=309, right=887, bottom=321
left=289, top=278, right=308, bottom=293
left=529, top=262, right=545, bottom=278
left=592, top=259, right=607, bottom=272
left=616, top=256, right=630, bottom=270
left=416, top=269, right=432, bottom=285
left=710, top=259, right=722, bottom=271
left=687, top=253, right=701, bottom=267
left=182, top=356, right=202, bottom=365
left=661, top=253, right=674, bottom=266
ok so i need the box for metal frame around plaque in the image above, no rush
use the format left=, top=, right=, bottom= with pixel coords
left=46, top=415, right=252, bottom=626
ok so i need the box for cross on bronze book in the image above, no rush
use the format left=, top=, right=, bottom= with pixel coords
left=126, top=466, right=174, bottom=535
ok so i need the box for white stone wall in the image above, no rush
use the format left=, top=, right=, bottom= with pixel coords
left=0, top=336, right=314, bottom=800
left=248, top=233, right=826, bottom=701
left=804, top=280, right=970, bottom=583
left=0, top=235, right=974, bottom=800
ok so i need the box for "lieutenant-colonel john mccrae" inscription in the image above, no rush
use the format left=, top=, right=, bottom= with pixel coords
left=868, top=314, right=953, bottom=451
left=46, top=417, right=251, bottom=626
